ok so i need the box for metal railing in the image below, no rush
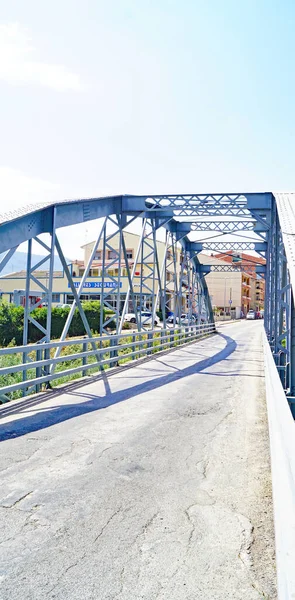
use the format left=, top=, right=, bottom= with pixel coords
left=263, top=332, right=295, bottom=599
left=0, top=323, right=216, bottom=402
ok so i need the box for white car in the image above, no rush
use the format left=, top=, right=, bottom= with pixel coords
left=124, top=311, right=160, bottom=326
left=246, top=310, right=255, bottom=320
left=178, top=314, right=196, bottom=325
left=55, top=303, right=71, bottom=309
left=167, top=314, right=202, bottom=325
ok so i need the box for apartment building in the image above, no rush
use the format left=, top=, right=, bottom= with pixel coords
left=0, top=232, right=180, bottom=312
left=197, top=253, right=253, bottom=316
left=0, top=237, right=265, bottom=316
left=214, top=251, right=265, bottom=312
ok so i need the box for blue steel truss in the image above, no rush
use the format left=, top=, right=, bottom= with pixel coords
left=0, top=191, right=294, bottom=414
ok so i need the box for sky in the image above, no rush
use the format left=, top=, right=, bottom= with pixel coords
left=0, top=0, right=295, bottom=258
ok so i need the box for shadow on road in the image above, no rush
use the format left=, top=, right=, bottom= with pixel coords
left=0, top=333, right=237, bottom=442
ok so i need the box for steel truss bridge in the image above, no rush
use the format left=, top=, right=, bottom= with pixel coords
left=1, top=191, right=295, bottom=595
left=0, top=192, right=294, bottom=406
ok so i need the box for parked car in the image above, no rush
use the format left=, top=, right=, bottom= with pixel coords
left=124, top=311, right=159, bottom=326
left=167, top=314, right=189, bottom=324
left=167, top=313, right=206, bottom=325
left=192, top=313, right=207, bottom=324
left=56, top=303, right=71, bottom=309
left=179, top=314, right=197, bottom=325
left=246, top=310, right=256, bottom=320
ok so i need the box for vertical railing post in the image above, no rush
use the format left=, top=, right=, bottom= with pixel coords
left=160, top=328, right=164, bottom=351
left=185, top=326, right=189, bottom=342
left=132, top=332, right=136, bottom=359
left=110, top=335, right=118, bottom=367
left=82, top=338, right=88, bottom=377
left=147, top=331, right=152, bottom=356
left=36, top=348, right=42, bottom=392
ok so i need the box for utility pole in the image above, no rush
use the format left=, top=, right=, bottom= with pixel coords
left=223, top=279, right=227, bottom=321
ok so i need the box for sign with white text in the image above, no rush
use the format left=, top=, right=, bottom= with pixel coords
left=68, top=281, right=122, bottom=289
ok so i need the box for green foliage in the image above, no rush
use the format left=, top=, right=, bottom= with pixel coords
left=0, top=300, right=108, bottom=347
left=0, top=302, right=24, bottom=346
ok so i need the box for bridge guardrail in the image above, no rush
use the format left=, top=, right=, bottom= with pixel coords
left=0, top=322, right=215, bottom=402
left=263, top=332, right=295, bottom=599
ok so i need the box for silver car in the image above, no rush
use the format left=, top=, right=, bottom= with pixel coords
left=246, top=310, right=255, bottom=320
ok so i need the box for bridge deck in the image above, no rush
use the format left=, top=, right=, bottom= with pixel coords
left=0, top=322, right=276, bottom=599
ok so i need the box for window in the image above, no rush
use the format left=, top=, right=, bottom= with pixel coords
left=107, top=268, right=119, bottom=276
left=94, top=251, right=102, bottom=260
left=91, top=268, right=99, bottom=277
left=79, top=268, right=85, bottom=277
left=108, top=250, right=117, bottom=260
left=52, top=294, right=60, bottom=303
left=126, top=249, right=133, bottom=260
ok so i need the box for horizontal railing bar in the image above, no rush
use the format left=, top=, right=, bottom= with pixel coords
left=0, top=324, right=212, bottom=356
left=0, top=323, right=210, bottom=356
left=0, top=325, right=214, bottom=376
left=0, top=326, right=215, bottom=396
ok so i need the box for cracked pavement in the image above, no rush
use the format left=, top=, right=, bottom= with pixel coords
left=0, top=321, right=276, bottom=599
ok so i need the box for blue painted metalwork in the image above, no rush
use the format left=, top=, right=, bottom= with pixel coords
left=0, top=190, right=294, bottom=416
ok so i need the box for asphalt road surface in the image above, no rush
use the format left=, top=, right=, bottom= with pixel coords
left=0, top=321, right=276, bottom=599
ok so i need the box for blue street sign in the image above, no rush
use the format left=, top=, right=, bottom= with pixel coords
left=68, top=281, right=122, bottom=289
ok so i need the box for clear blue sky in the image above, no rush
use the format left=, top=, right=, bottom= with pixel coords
left=0, top=0, right=294, bottom=255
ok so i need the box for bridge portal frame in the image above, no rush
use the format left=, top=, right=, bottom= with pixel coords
left=0, top=191, right=294, bottom=409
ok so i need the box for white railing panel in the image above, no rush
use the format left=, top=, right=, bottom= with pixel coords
left=263, top=332, right=295, bottom=599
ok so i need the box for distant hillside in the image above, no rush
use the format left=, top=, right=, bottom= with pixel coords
left=0, top=251, right=70, bottom=276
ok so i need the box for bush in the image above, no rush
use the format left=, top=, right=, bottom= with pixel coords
left=156, top=309, right=169, bottom=322
left=0, top=300, right=107, bottom=347
left=0, top=302, right=24, bottom=346
left=72, top=301, right=102, bottom=335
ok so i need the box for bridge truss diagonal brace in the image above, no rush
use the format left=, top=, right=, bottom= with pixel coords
left=99, top=215, right=123, bottom=334
left=181, top=238, right=214, bottom=325
left=133, top=219, right=158, bottom=330
left=118, top=218, right=168, bottom=332
left=21, top=211, right=57, bottom=392
left=163, top=231, right=179, bottom=327
left=0, top=246, right=19, bottom=276
left=99, top=214, right=142, bottom=334
left=49, top=236, right=103, bottom=375
left=22, top=231, right=56, bottom=347
left=50, top=220, right=108, bottom=372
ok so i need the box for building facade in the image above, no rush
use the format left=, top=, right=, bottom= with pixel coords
left=0, top=236, right=265, bottom=316
left=0, top=232, right=181, bottom=313
left=196, top=253, right=253, bottom=316
left=214, top=251, right=265, bottom=312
